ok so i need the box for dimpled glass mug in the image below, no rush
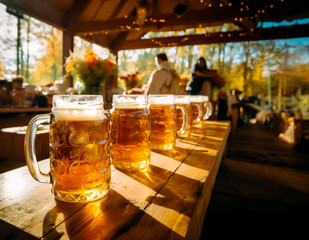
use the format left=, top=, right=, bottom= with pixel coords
left=24, top=95, right=111, bottom=203
left=148, top=94, right=187, bottom=150
left=110, top=94, right=151, bottom=170
left=203, top=95, right=213, bottom=120
left=189, top=95, right=204, bottom=128
left=174, top=95, right=191, bottom=138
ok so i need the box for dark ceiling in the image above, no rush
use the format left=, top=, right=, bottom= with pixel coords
left=1, top=0, right=309, bottom=53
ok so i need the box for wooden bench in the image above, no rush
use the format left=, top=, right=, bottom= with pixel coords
left=0, top=125, right=49, bottom=161
left=0, top=121, right=231, bottom=240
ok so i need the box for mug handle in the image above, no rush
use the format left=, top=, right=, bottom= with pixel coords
left=203, top=101, right=213, bottom=120
left=24, top=114, right=51, bottom=183
left=176, top=105, right=188, bottom=135
left=192, top=103, right=203, bottom=124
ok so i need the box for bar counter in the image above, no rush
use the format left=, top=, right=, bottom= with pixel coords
left=0, top=121, right=230, bottom=240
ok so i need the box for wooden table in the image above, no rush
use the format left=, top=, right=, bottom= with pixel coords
left=0, top=107, right=51, bottom=114
left=0, top=125, right=49, bottom=161
left=0, top=121, right=230, bottom=240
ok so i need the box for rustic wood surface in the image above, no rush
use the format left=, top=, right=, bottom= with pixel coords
left=0, top=129, right=49, bottom=161
left=0, top=121, right=230, bottom=240
left=0, top=107, right=51, bottom=114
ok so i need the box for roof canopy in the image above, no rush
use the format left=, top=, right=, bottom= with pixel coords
left=2, top=0, right=309, bottom=54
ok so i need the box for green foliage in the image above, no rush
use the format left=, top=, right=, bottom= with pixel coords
left=29, top=27, right=62, bottom=85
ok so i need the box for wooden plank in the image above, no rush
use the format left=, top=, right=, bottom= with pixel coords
left=70, top=0, right=309, bottom=35
left=70, top=7, right=238, bottom=34
left=0, top=160, right=85, bottom=238
left=113, top=24, right=309, bottom=51
left=43, top=130, right=206, bottom=239
left=0, top=121, right=230, bottom=239
left=114, top=122, right=231, bottom=240
left=0, top=108, right=51, bottom=114
left=62, top=30, right=74, bottom=73
left=0, top=0, right=66, bottom=30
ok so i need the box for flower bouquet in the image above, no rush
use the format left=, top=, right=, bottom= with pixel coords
left=65, top=48, right=117, bottom=94
left=119, top=72, right=143, bottom=90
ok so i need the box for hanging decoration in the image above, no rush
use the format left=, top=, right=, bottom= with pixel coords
left=137, top=0, right=148, bottom=25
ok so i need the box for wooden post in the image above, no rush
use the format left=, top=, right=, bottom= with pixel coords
left=62, top=30, right=74, bottom=75
left=278, top=75, right=282, bottom=112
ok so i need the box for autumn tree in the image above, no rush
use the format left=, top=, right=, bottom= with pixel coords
left=0, top=59, right=4, bottom=77
left=30, top=25, right=62, bottom=85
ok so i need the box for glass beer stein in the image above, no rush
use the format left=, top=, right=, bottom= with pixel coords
left=24, top=95, right=110, bottom=203
left=203, top=95, right=213, bottom=120
left=189, top=95, right=204, bottom=128
left=110, top=94, right=151, bottom=170
left=148, top=94, right=187, bottom=150
left=174, top=95, right=191, bottom=138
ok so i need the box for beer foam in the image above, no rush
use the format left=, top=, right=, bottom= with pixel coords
left=54, top=109, right=106, bottom=121
left=189, top=95, right=204, bottom=103
left=203, top=96, right=209, bottom=101
left=113, top=94, right=147, bottom=108
left=148, top=95, right=174, bottom=105
left=53, top=95, right=104, bottom=110
left=114, top=103, right=146, bottom=109
left=174, top=96, right=190, bottom=104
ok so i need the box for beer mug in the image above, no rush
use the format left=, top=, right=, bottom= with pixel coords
left=24, top=95, right=110, bottom=203
left=148, top=94, right=187, bottom=150
left=203, top=96, right=213, bottom=120
left=189, top=95, right=204, bottom=128
left=174, top=95, right=191, bottom=138
left=110, top=94, right=151, bottom=170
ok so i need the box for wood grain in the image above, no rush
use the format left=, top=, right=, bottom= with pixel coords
left=0, top=121, right=230, bottom=240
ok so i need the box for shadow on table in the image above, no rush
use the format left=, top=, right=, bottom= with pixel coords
left=0, top=219, right=38, bottom=240
left=42, top=189, right=184, bottom=240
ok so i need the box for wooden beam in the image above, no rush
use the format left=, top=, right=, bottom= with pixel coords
left=70, top=0, right=309, bottom=35
left=114, top=24, right=309, bottom=51
left=66, top=0, right=94, bottom=29
left=110, top=0, right=130, bottom=19
left=0, top=0, right=66, bottom=30
left=62, top=31, right=74, bottom=74
left=70, top=6, right=241, bottom=34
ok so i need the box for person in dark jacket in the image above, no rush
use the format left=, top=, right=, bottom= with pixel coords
left=186, top=57, right=215, bottom=95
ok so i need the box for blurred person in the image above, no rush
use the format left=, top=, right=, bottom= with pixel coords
left=186, top=57, right=216, bottom=96
left=144, top=53, right=174, bottom=94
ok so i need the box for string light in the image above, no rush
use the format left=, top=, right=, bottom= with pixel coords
left=81, top=0, right=289, bottom=47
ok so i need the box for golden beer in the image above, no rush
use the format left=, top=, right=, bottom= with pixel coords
left=25, top=95, right=110, bottom=203
left=175, top=95, right=191, bottom=138
left=189, top=95, right=204, bottom=128
left=148, top=95, right=176, bottom=150
left=110, top=95, right=151, bottom=170
left=50, top=117, right=110, bottom=202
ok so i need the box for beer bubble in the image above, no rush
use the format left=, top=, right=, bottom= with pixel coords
left=51, top=159, right=67, bottom=175
left=68, top=131, right=90, bottom=148
left=50, top=130, right=66, bottom=147
left=83, top=143, right=105, bottom=161
left=69, top=121, right=102, bottom=133
left=95, top=120, right=109, bottom=143
left=56, top=174, right=79, bottom=191
left=96, top=157, right=109, bottom=173
left=83, top=173, right=104, bottom=190
left=57, top=146, right=82, bottom=161
left=69, top=160, right=92, bottom=175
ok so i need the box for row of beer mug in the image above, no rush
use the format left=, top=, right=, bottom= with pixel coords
left=24, top=94, right=212, bottom=203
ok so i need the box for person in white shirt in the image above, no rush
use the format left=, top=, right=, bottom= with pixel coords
left=144, top=53, right=173, bottom=94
